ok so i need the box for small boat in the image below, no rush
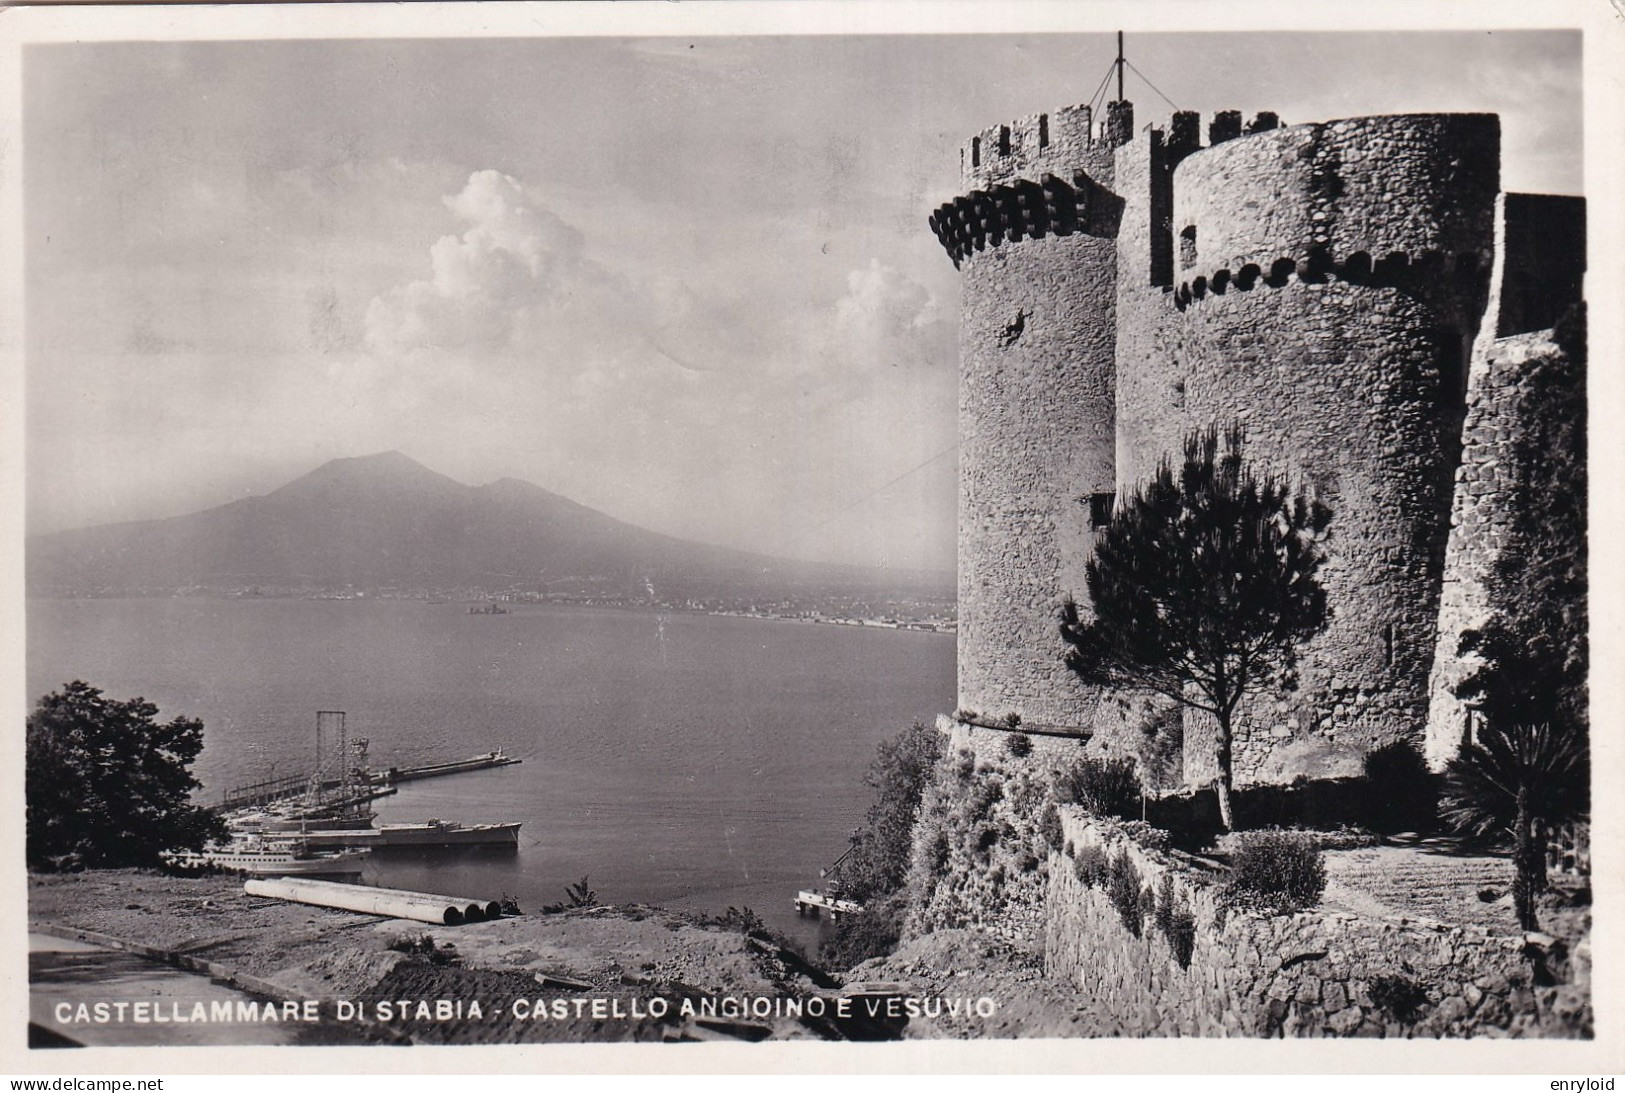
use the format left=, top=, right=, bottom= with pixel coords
left=163, top=835, right=370, bottom=877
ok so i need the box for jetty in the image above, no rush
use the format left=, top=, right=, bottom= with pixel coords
left=793, top=889, right=863, bottom=921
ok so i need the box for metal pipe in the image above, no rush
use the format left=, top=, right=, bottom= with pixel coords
left=244, top=877, right=467, bottom=926
left=360, top=884, right=498, bottom=923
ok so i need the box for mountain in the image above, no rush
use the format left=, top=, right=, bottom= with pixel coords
left=27, top=452, right=953, bottom=603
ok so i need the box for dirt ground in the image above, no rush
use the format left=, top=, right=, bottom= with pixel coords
left=28, top=870, right=843, bottom=1043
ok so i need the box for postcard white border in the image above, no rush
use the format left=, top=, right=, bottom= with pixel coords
left=1, top=0, right=1620, bottom=1076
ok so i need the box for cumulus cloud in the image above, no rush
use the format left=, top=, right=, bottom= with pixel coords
left=363, top=170, right=605, bottom=357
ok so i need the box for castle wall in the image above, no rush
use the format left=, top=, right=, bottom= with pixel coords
left=1493, top=194, right=1586, bottom=337
left=1170, top=115, right=1500, bottom=284
left=1424, top=190, right=1587, bottom=766
left=1043, top=809, right=1541, bottom=1037
left=1425, top=330, right=1573, bottom=764
left=1113, top=114, right=1500, bottom=783
left=940, top=118, right=1123, bottom=731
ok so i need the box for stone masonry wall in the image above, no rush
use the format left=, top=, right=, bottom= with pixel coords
left=1043, top=807, right=1536, bottom=1037
left=902, top=717, right=1078, bottom=949
left=1110, top=113, right=1499, bottom=783
left=961, top=103, right=1102, bottom=192
left=1171, top=115, right=1500, bottom=283
left=953, top=136, right=1120, bottom=733
left=1426, top=329, right=1577, bottom=765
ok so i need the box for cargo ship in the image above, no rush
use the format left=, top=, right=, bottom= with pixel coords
left=259, top=818, right=522, bottom=850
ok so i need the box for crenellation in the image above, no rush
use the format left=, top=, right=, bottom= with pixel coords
left=1208, top=110, right=1242, bottom=145
left=960, top=104, right=1106, bottom=192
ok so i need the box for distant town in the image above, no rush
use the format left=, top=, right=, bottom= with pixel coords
left=53, top=581, right=959, bottom=633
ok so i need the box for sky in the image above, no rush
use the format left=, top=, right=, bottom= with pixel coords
left=23, top=26, right=1582, bottom=573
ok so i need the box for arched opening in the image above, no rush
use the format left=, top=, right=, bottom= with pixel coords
left=1179, top=225, right=1198, bottom=270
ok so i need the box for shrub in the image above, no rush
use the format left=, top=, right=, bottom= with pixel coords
left=564, top=875, right=598, bottom=908
left=1362, top=741, right=1438, bottom=834
left=1003, top=712, right=1023, bottom=729
left=975, top=823, right=1000, bottom=854
left=969, top=775, right=1005, bottom=821
left=955, top=749, right=977, bottom=781
left=1106, top=848, right=1146, bottom=936
left=1119, top=820, right=1172, bottom=852
left=1075, top=843, right=1110, bottom=888
left=1222, top=830, right=1325, bottom=913
left=387, top=934, right=458, bottom=966
left=1038, top=802, right=1064, bottom=850
left=817, top=891, right=906, bottom=971
left=1004, top=732, right=1033, bottom=759
left=1153, top=874, right=1197, bottom=969
left=713, top=905, right=768, bottom=939
left=830, top=721, right=944, bottom=904
left=1056, top=756, right=1141, bottom=819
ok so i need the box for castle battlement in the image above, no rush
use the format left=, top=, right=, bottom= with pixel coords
left=959, top=103, right=1125, bottom=192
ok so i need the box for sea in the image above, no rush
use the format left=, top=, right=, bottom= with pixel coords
left=25, top=597, right=956, bottom=944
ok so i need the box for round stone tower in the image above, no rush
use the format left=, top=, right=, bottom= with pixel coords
left=928, top=101, right=1134, bottom=732
left=1114, top=113, right=1501, bottom=781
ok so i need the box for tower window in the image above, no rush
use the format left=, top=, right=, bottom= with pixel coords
left=1039, top=114, right=1050, bottom=149
left=972, top=136, right=981, bottom=168
left=999, top=126, right=1011, bottom=157
left=1383, top=622, right=1397, bottom=668
left=1179, top=226, right=1198, bottom=269
left=1088, top=492, right=1116, bottom=529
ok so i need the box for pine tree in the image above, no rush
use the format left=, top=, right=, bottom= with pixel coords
left=1060, top=426, right=1330, bottom=830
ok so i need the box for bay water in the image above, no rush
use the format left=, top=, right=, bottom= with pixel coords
left=25, top=598, right=955, bottom=943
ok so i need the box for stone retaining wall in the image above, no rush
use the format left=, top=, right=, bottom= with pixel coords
left=1042, top=807, right=1540, bottom=1037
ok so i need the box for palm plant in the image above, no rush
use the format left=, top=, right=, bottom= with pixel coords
left=1440, top=721, right=1588, bottom=931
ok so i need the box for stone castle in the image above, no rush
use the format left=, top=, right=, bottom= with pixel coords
left=927, top=98, right=1585, bottom=786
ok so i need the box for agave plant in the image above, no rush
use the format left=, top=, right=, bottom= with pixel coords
left=1440, top=721, right=1588, bottom=931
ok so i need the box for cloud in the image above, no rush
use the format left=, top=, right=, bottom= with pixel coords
left=836, top=258, right=941, bottom=343
left=363, top=170, right=610, bottom=358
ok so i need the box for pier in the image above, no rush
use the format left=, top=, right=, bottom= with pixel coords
left=219, top=748, right=520, bottom=812
left=793, top=889, right=863, bottom=921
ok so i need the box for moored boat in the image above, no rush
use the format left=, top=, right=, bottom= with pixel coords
left=163, top=836, right=370, bottom=877
left=252, top=818, right=522, bottom=850
left=372, top=819, right=522, bottom=848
